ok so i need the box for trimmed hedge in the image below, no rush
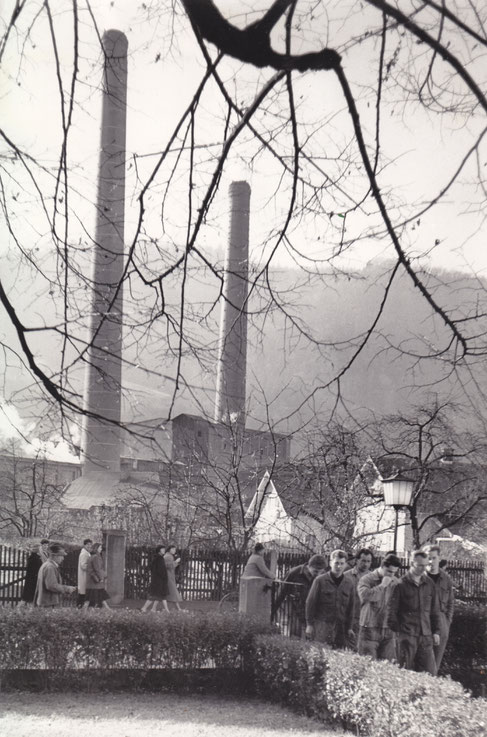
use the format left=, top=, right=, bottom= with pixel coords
left=441, top=600, right=486, bottom=696
left=0, top=608, right=273, bottom=672
left=250, top=635, right=487, bottom=737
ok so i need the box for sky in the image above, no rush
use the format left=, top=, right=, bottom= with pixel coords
left=2, top=0, right=486, bottom=273
left=1, top=0, right=487, bottom=450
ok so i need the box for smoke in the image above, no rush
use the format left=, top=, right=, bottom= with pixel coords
left=0, top=400, right=80, bottom=464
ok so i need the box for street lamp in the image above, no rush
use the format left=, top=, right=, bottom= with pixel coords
left=381, top=474, right=415, bottom=553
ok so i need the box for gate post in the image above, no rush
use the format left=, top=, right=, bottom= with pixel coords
left=102, top=528, right=126, bottom=605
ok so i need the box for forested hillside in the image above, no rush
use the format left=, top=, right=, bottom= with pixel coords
left=121, top=260, right=487, bottom=438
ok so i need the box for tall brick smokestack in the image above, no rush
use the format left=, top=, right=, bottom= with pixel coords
left=214, top=181, right=250, bottom=426
left=81, top=29, right=128, bottom=479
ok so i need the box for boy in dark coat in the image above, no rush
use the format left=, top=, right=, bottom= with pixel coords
left=305, top=549, right=355, bottom=649
left=387, top=550, right=441, bottom=675
left=272, top=554, right=327, bottom=636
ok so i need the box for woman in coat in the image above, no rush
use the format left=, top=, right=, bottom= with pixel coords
left=164, top=544, right=184, bottom=611
left=20, top=539, right=49, bottom=606
left=242, top=542, right=275, bottom=579
left=141, top=544, right=169, bottom=612
left=85, top=543, right=110, bottom=609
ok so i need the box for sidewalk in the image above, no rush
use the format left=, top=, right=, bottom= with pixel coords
left=1, top=692, right=346, bottom=737
left=121, top=598, right=219, bottom=613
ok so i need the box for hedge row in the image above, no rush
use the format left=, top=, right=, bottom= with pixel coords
left=0, top=608, right=273, bottom=671
left=249, top=635, right=487, bottom=737
left=441, top=600, right=486, bottom=695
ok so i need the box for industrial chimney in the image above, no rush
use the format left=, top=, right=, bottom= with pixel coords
left=214, top=181, right=251, bottom=427
left=80, top=29, right=128, bottom=480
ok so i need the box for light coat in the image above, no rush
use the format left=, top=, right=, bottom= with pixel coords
left=242, top=553, right=274, bottom=579
left=77, top=547, right=91, bottom=595
left=35, top=559, right=70, bottom=607
left=357, top=569, right=399, bottom=628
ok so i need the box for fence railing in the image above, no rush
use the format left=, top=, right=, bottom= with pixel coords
left=125, top=547, right=249, bottom=601
left=0, top=545, right=28, bottom=606
left=0, top=543, right=485, bottom=607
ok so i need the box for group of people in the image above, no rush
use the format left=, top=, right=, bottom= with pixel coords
left=20, top=536, right=454, bottom=677
left=20, top=538, right=111, bottom=609
left=19, top=538, right=185, bottom=612
left=141, top=543, right=185, bottom=612
left=270, top=544, right=454, bottom=676
left=77, top=539, right=111, bottom=609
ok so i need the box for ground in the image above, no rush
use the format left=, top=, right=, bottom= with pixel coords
left=0, top=692, right=346, bottom=737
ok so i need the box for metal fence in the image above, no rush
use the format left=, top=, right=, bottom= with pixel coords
left=125, top=546, right=249, bottom=601
left=1, top=543, right=485, bottom=608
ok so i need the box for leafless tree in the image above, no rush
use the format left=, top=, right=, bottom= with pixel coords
left=0, top=440, right=66, bottom=538
left=371, top=400, right=487, bottom=547
left=1, top=1, right=487, bottom=464
left=268, top=422, right=368, bottom=547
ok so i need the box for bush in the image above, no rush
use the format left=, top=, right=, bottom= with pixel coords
left=0, top=608, right=273, bottom=672
left=250, top=634, right=487, bottom=737
left=441, top=600, right=487, bottom=696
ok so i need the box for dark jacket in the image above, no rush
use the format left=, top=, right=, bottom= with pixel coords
left=86, top=553, right=106, bottom=590
left=273, top=564, right=314, bottom=618
left=305, top=572, right=355, bottom=630
left=21, top=551, right=43, bottom=603
left=427, top=569, right=454, bottom=624
left=387, top=572, right=441, bottom=636
left=149, top=555, right=169, bottom=598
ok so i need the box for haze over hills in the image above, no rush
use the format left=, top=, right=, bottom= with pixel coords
left=122, top=260, right=487, bottom=437
left=2, top=257, right=487, bottom=452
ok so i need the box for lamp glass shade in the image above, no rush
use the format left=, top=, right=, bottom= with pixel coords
left=382, top=477, right=415, bottom=507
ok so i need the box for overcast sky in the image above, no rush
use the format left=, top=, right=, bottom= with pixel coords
left=2, top=0, right=486, bottom=275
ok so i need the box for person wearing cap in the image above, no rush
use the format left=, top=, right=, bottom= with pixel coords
left=272, top=554, right=327, bottom=637
left=344, top=548, right=373, bottom=649
left=34, top=543, right=76, bottom=607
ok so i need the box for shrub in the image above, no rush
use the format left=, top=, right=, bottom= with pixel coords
left=250, top=634, right=487, bottom=737
left=252, top=636, right=329, bottom=718
left=0, top=608, right=273, bottom=672
left=441, top=600, right=487, bottom=696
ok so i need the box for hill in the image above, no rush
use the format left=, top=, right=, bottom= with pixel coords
left=2, top=257, right=487, bottom=447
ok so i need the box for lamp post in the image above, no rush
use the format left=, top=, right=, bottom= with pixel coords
left=381, top=474, right=415, bottom=553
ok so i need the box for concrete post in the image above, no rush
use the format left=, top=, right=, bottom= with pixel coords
left=81, top=29, right=128, bottom=479
left=238, top=577, right=273, bottom=618
left=102, top=528, right=126, bottom=605
left=214, top=181, right=250, bottom=427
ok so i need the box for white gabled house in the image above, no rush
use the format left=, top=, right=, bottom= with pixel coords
left=245, top=470, right=338, bottom=552
left=245, top=471, right=292, bottom=545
